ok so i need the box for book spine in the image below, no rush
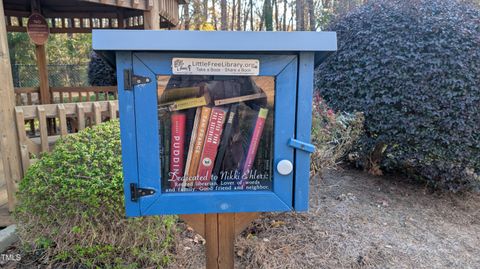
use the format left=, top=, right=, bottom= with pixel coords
left=188, top=107, right=212, bottom=179
left=169, top=113, right=186, bottom=190
left=195, top=107, right=228, bottom=190
left=239, top=108, right=269, bottom=188
left=214, top=92, right=266, bottom=106
left=182, top=108, right=202, bottom=190
left=212, top=104, right=238, bottom=181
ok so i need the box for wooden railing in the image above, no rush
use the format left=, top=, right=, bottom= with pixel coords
left=51, top=86, right=118, bottom=103
left=14, top=86, right=117, bottom=106
left=14, top=101, right=118, bottom=174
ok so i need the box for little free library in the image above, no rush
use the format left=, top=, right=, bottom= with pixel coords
left=92, top=30, right=337, bottom=216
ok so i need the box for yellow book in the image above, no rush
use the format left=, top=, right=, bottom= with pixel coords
left=188, top=106, right=212, bottom=178
left=182, top=107, right=202, bottom=190
left=159, top=93, right=211, bottom=112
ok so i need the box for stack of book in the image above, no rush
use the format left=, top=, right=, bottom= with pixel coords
left=158, top=84, right=270, bottom=192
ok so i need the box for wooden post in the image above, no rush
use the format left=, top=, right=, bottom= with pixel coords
left=0, top=0, right=23, bottom=210
left=35, top=44, right=50, bottom=104
left=180, top=213, right=260, bottom=269
left=144, top=0, right=160, bottom=30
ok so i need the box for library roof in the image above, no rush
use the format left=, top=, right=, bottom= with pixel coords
left=92, top=30, right=337, bottom=67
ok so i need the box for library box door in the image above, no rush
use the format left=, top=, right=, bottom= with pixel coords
left=120, top=53, right=299, bottom=216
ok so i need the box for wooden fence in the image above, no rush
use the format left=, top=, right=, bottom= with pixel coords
left=14, top=101, right=118, bottom=175
left=14, top=86, right=117, bottom=106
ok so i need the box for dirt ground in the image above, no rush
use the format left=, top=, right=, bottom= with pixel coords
left=172, top=168, right=480, bottom=269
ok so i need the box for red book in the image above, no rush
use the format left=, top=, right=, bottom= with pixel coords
left=169, top=113, right=186, bottom=190
left=240, top=108, right=269, bottom=188
left=195, top=107, right=228, bottom=190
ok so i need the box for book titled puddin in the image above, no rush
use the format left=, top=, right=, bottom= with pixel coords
left=195, top=107, right=228, bottom=190
left=169, top=113, right=186, bottom=190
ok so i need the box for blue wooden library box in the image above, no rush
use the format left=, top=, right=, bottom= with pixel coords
left=92, top=30, right=337, bottom=217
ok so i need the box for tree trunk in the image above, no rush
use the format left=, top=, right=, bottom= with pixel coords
left=212, top=0, right=218, bottom=29
left=220, top=0, right=227, bottom=30
left=203, top=0, right=209, bottom=21
left=231, top=0, right=236, bottom=30
left=283, top=0, right=287, bottom=31
left=183, top=3, right=190, bottom=30
left=250, top=0, right=254, bottom=31
left=307, top=0, right=315, bottom=31
left=237, top=0, right=242, bottom=30
left=193, top=0, right=203, bottom=30
left=263, top=0, right=273, bottom=31
left=273, top=0, right=279, bottom=31
left=296, top=0, right=305, bottom=31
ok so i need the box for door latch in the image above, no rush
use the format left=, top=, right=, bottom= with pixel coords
left=288, top=138, right=315, bottom=153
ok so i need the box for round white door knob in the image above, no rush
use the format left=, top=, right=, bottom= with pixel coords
left=277, top=160, right=293, bottom=175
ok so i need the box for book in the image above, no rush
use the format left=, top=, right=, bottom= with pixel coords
left=160, top=93, right=211, bottom=112
left=195, top=107, right=228, bottom=189
left=160, top=86, right=201, bottom=103
left=212, top=104, right=239, bottom=182
left=182, top=107, right=202, bottom=190
left=214, top=92, right=266, bottom=106
left=158, top=109, right=171, bottom=189
left=239, top=108, right=269, bottom=188
left=187, top=106, right=212, bottom=180
left=169, top=113, right=186, bottom=190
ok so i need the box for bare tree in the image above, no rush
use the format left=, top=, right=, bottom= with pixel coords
left=220, top=0, right=227, bottom=30
left=193, top=0, right=203, bottom=30
left=306, top=0, right=315, bottom=30
left=263, top=0, right=273, bottom=31
left=250, top=0, right=254, bottom=30
left=183, top=3, right=190, bottom=30
left=296, top=0, right=305, bottom=30
left=231, top=0, right=236, bottom=30
left=212, top=0, right=219, bottom=29
left=273, top=0, right=279, bottom=31
left=282, top=0, right=287, bottom=31
left=203, top=0, right=209, bottom=21
left=237, top=0, right=242, bottom=30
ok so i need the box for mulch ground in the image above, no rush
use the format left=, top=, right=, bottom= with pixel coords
left=2, top=168, right=479, bottom=268
left=171, top=168, right=480, bottom=269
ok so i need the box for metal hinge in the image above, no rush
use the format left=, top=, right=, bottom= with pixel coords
left=124, top=69, right=152, bottom=91
left=288, top=138, right=315, bottom=153
left=130, top=183, right=156, bottom=202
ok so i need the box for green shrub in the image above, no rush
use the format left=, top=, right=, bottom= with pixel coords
left=88, top=52, right=116, bottom=86
left=316, top=0, right=480, bottom=190
left=15, top=121, right=177, bottom=268
left=311, top=93, right=364, bottom=175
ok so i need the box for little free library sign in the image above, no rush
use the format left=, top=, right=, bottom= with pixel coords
left=92, top=30, right=337, bottom=216
left=172, top=58, right=260, bottom=76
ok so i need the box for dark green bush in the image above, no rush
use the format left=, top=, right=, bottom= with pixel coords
left=316, top=0, right=480, bottom=190
left=88, top=52, right=116, bottom=86
left=15, top=121, right=177, bottom=268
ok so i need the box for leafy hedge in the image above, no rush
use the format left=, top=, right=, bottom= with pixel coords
left=88, top=52, right=116, bottom=86
left=15, top=121, right=177, bottom=268
left=316, top=0, right=480, bottom=190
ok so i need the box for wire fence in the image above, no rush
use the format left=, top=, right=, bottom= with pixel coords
left=12, top=64, right=89, bottom=88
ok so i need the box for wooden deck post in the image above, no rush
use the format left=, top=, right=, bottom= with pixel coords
left=35, top=44, right=50, bottom=104
left=144, top=0, right=160, bottom=30
left=180, top=212, right=260, bottom=269
left=0, top=0, right=23, bottom=210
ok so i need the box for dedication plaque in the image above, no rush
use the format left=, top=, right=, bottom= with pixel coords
left=157, top=73, right=275, bottom=193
